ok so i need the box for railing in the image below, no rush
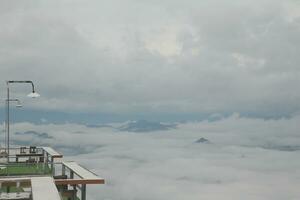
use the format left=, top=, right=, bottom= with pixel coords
left=0, top=162, right=52, bottom=176
left=0, top=147, right=44, bottom=163
left=0, top=147, right=96, bottom=200
left=53, top=162, right=81, bottom=200
left=0, top=147, right=57, bottom=177
left=0, top=178, right=32, bottom=200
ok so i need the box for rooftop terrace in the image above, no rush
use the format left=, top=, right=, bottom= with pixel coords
left=0, top=146, right=105, bottom=200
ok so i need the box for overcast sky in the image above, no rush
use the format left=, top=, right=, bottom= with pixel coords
left=1, top=2, right=300, bottom=199
left=0, top=0, right=300, bottom=121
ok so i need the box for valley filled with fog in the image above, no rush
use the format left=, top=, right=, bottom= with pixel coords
left=1, top=0, right=300, bottom=199
left=7, top=114, right=300, bottom=200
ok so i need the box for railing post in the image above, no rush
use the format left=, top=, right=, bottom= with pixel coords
left=70, top=170, right=74, bottom=179
left=62, top=164, right=66, bottom=176
left=81, top=184, right=86, bottom=200
left=73, top=185, right=77, bottom=200
left=51, top=157, right=55, bottom=175
left=46, top=152, right=49, bottom=165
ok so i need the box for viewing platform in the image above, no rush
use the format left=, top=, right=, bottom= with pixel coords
left=0, top=146, right=104, bottom=200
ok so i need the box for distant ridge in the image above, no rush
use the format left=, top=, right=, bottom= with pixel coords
left=118, top=120, right=176, bottom=132
left=15, top=130, right=53, bottom=139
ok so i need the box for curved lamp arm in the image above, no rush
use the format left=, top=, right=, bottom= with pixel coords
left=7, top=80, right=40, bottom=98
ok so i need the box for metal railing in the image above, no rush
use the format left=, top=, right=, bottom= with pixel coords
left=0, top=147, right=57, bottom=177
left=0, top=147, right=88, bottom=200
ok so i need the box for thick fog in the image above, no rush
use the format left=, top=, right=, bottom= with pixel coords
left=6, top=114, right=300, bottom=200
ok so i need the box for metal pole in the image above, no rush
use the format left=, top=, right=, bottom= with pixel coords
left=4, top=99, right=7, bottom=153
left=6, top=81, right=10, bottom=162
left=81, top=184, right=86, bottom=200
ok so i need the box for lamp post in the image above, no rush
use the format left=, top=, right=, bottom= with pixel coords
left=6, top=80, right=40, bottom=162
left=4, top=99, right=22, bottom=155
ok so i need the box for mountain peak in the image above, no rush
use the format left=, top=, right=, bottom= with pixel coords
left=195, top=137, right=211, bottom=144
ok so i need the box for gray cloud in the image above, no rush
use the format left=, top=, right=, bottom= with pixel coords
left=0, top=0, right=299, bottom=118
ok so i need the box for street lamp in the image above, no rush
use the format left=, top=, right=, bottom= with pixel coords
left=4, top=99, right=22, bottom=155
left=7, top=99, right=22, bottom=108
left=6, top=80, right=40, bottom=162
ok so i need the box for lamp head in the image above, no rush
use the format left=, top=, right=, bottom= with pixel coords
left=27, top=92, right=40, bottom=98
left=16, top=103, right=22, bottom=108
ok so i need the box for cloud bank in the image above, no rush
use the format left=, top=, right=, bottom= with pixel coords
left=4, top=114, right=300, bottom=200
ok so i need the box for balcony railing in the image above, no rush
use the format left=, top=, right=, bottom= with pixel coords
left=0, top=147, right=59, bottom=177
left=0, top=146, right=103, bottom=200
left=0, top=163, right=52, bottom=176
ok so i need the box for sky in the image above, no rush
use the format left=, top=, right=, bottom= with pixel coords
left=0, top=0, right=300, bottom=123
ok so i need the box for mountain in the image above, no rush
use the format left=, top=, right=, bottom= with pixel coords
left=15, top=131, right=53, bottom=139
left=85, top=124, right=113, bottom=128
left=262, top=144, right=300, bottom=152
left=195, top=137, right=211, bottom=144
left=118, top=120, right=176, bottom=132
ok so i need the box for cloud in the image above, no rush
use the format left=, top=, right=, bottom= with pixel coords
left=0, top=0, right=299, bottom=118
left=1, top=1, right=299, bottom=199
left=4, top=114, right=300, bottom=200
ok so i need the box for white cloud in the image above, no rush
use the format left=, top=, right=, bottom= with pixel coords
left=4, top=114, right=300, bottom=200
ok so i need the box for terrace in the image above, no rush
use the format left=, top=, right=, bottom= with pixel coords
left=0, top=146, right=105, bottom=200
